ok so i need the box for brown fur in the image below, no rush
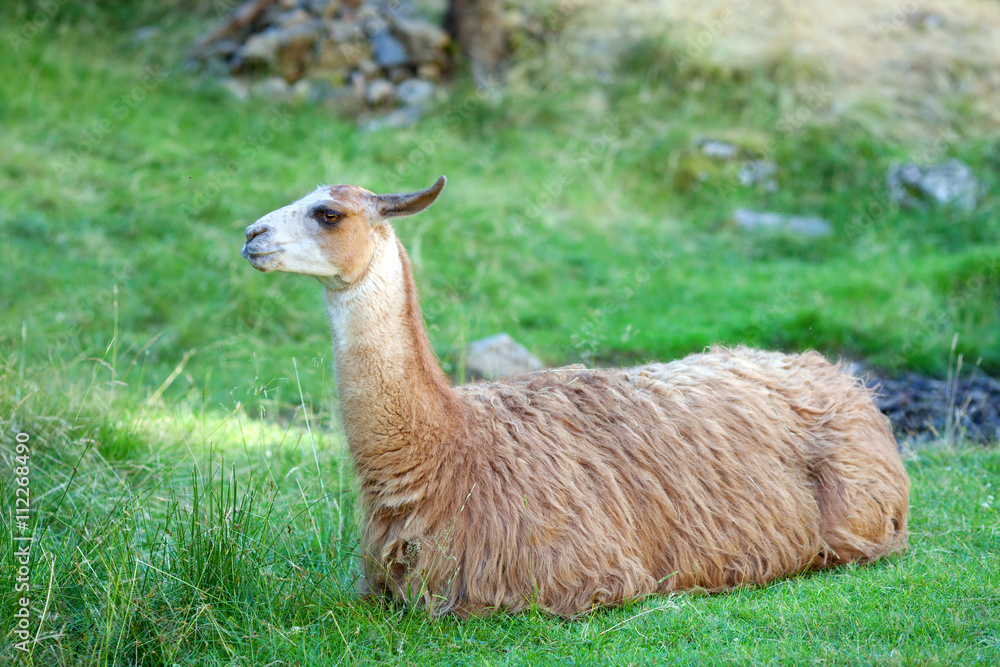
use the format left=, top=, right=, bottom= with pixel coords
left=246, top=180, right=910, bottom=618
left=340, top=231, right=909, bottom=618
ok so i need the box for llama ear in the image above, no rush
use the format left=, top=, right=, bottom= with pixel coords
left=374, top=176, right=446, bottom=219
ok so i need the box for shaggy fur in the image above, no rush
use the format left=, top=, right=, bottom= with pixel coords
left=242, top=178, right=911, bottom=617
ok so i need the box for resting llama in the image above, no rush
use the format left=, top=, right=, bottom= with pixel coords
left=241, top=176, right=910, bottom=617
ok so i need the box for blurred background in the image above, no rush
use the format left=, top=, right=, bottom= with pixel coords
left=2, top=0, right=999, bottom=437
left=1, top=1, right=998, bottom=663
left=4, top=0, right=999, bottom=439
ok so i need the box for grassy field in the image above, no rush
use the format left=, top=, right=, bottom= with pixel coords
left=1, top=1, right=999, bottom=664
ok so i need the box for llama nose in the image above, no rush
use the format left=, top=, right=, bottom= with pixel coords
left=246, top=223, right=271, bottom=242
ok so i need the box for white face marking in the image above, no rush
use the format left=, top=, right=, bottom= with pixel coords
left=242, top=187, right=369, bottom=288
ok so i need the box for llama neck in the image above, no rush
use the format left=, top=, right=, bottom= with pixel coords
left=324, top=225, right=460, bottom=505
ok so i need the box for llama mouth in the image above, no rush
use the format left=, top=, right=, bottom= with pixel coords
left=242, top=244, right=282, bottom=270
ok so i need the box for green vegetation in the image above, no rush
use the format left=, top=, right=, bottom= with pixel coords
left=1, top=2, right=998, bottom=664
left=2, top=362, right=999, bottom=665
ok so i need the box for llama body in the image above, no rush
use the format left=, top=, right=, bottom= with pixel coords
left=243, top=177, right=910, bottom=616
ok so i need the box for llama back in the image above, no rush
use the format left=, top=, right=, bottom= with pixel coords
left=390, top=347, right=904, bottom=614
left=640, top=345, right=909, bottom=564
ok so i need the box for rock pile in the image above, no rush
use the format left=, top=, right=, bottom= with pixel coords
left=866, top=371, right=1000, bottom=445
left=188, top=0, right=449, bottom=119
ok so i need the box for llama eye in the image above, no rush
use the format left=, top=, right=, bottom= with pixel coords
left=322, top=210, right=341, bottom=223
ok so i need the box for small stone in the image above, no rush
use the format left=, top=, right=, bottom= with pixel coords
left=349, top=69, right=367, bottom=96
left=365, top=78, right=395, bottom=105
left=734, top=208, right=832, bottom=237
left=276, top=21, right=322, bottom=82
left=371, top=29, right=410, bottom=68
left=357, top=58, right=381, bottom=77
left=238, top=20, right=321, bottom=80
left=251, top=75, right=291, bottom=100
left=361, top=106, right=423, bottom=132
left=219, top=76, right=251, bottom=101
left=390, top=16, right=449, bottom=64
left=697, top=138, right=739, bottom=159
left=132, top=26, right=160, bottom=42
left=187, top=0, right=275, bottom=61
left=314, top=39, right=371, bottom=79
left=737, top=160, right=778, bottom=191
left=291, top=78, right=316, bottom=101
left=887, top=159, right=978, bottom=211
left=304, top=0, right=335, bottom=13
left=240, top=29, right=284, bottom=68
left=388, top=66, right=412, bottom=84
left=465, top=333, right=543, bottom=381
left=275, top=8, right=312, bottom=28
left=908, top=11, right=945, bottom=30
left=416, top=62, right=441, bottom=81
left=203, top=38, right=241, bottom=63
left=396, top=78, right=435, bottom=107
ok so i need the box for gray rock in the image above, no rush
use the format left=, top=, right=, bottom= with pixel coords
left=697, top=138, right=739, bottom=159
left=202, top=38, right=242, bottom=63
left=417, top=62, right=441, bottom=81
left=388, top=66, right=413, bottom=84
left=465, top=333, right=543, bottom=381
left=390, top=16, right=449, bottom=64
left=132, top=26, right=160, bottom=43
left=219, top=76, right=251, bottom=101
left=240, top=29, right=285, bottom=68
left=275, top=8, right=312, bottom=28
left=251, top=75, right=291, bottom=100
left=361, top=106, right=423, bottom=132
left=238, top=21, right=321, bottom=78
left=371, top=29, right=409, bottom=67
left=291, top=78, right=317, bottom=101
left=365, top=78, right=395, bottom=105
left=396, top=78, right=435, bottom=107
left=908, top=11, right=945, bottom=30
left=357, top=58, right=381, bottom=77
left=314, top=39, right=371, bottom=79
left=737, top=160, right=778, bottom=192
left=734, top=208, right=832, bottom=237
left=887, top=159, right=978, bottom=211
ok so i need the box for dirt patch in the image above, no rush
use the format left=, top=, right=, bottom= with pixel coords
left=865, top=370, right=1000, bottom=445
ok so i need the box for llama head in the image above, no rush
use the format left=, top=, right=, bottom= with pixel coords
left=242, top=176, right=446, bottom=289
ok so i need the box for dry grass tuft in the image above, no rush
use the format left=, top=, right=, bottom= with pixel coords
left=556, top=0, right=1000, bottom=136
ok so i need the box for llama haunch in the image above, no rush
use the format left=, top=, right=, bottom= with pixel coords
left=241, top=176, right=910, bottom=616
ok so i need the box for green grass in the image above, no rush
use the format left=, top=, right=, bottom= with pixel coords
left=1, top=3, right=999, bottom=664
left=2, top=10, right=999, bottom=411
left=2, top=359, right=999, bottom=665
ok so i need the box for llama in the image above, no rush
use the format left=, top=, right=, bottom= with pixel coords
left=241, top=176, right=910, bottom=617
